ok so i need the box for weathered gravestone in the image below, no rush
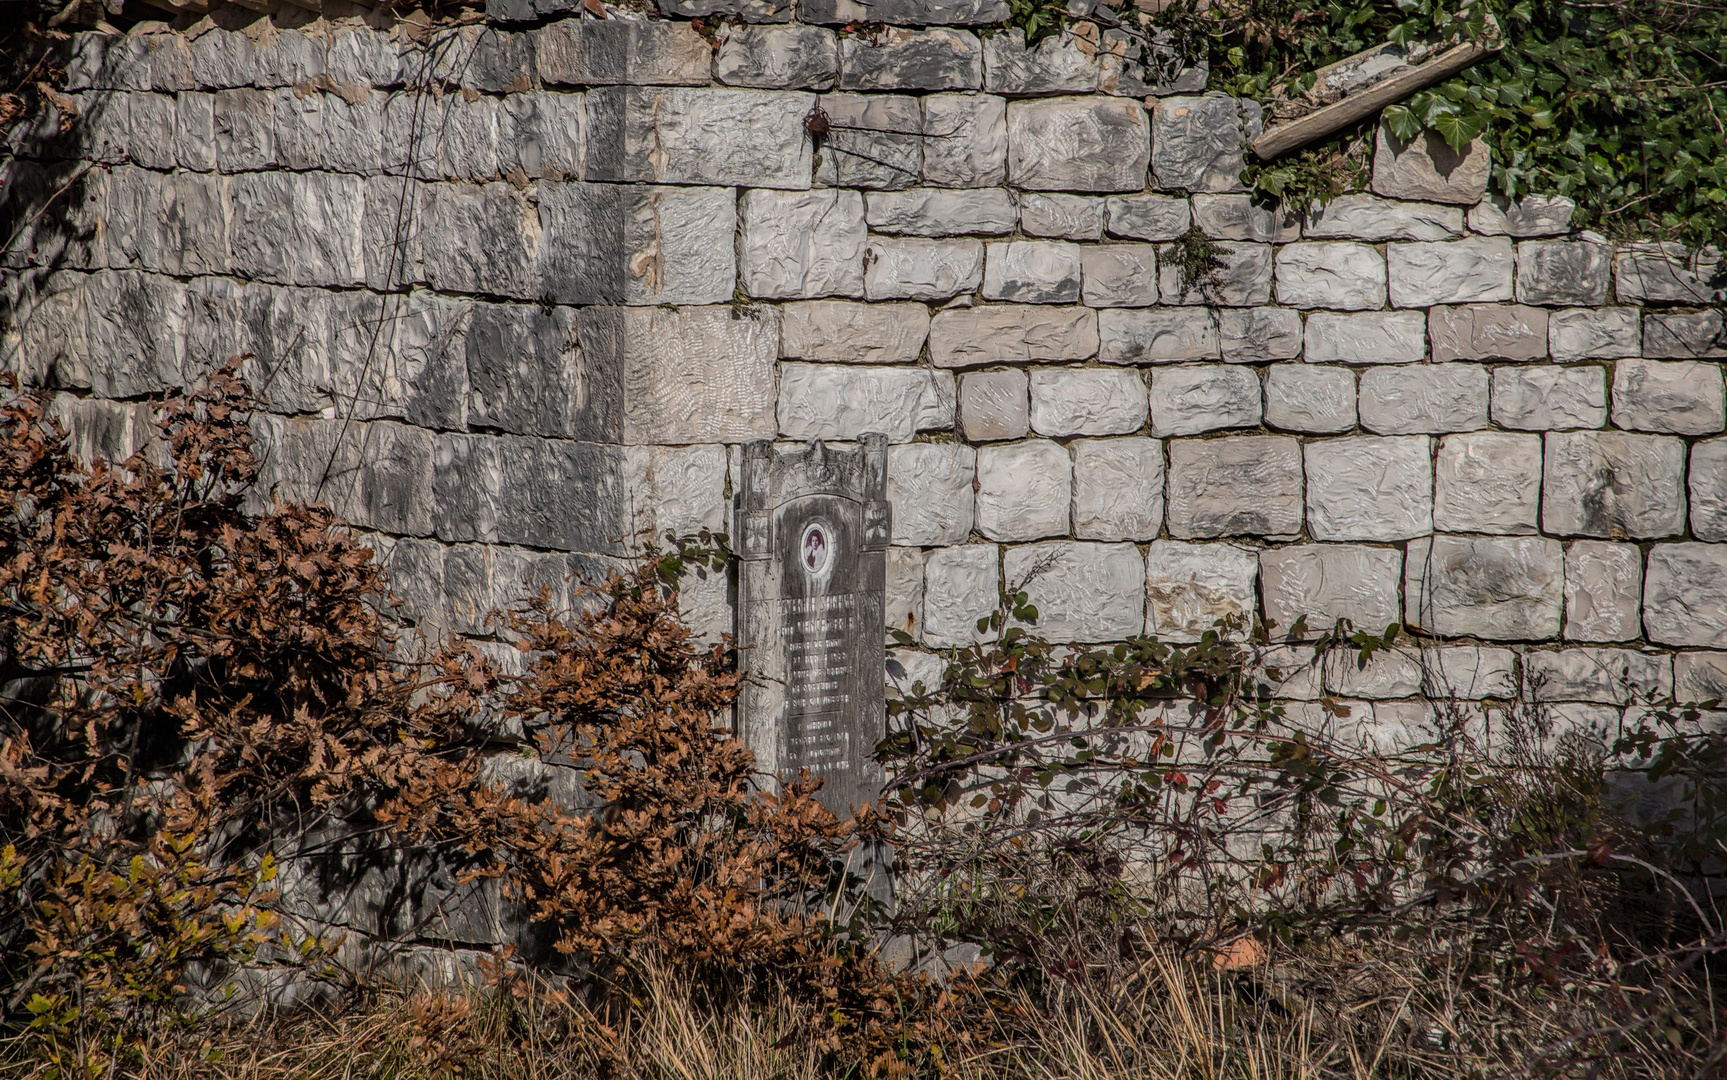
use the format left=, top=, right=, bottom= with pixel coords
left=736, top=436, right=890, bottom=816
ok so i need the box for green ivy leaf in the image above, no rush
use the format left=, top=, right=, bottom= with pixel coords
left=1382, top=104, right=1422, bottom=142
left=1433, top=111, right=1485, bottom=154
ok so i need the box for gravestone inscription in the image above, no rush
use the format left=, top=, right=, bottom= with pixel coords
left=737, top=436, right=890, bottom=816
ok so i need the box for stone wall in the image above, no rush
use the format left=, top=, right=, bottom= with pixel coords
left=6, top=2, right=1727, bottom=895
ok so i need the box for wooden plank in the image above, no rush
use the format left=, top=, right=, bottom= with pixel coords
left=1250, top=38, right=1498, bottom=160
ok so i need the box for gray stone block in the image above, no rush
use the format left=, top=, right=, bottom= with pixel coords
left=15, top=272, right=187, bottom=397
left=659, top=0, right=791, bottom=22
left=1542, top=430, right=1687, bottom=539
left=1191, top=193, right=1299, bottom=242
left=1433, top=431, right=1541, bottom=534
left=1006, top=542, right=1144, bottom=642
left=1516, top=239, right=1612, bottom=306
left=230, top=171, right=365, bottom=287
left=1097, top=307, right=1218, bottom=363
left=1549, top=307, right=1640, bottom=361
left=271, top=89, right=325, bottom=172
left=1673, top=651, right=1727, bottom=704
left=983, top=240, right=1083, bottom=303
left=1405, top=535, right=1563, bottom=641
left=1370, top=124, right=1489, bottom=206
left=622, top=443, right=728, bottom=542
left=1525, top=648, right=1671, bottom=705
left=802, top=0, right=1009, bottom=24
left=431, top=434, right=502, bottom=544
left=1080, top=244, right=1159, bottom=307
left=327, top=29, right=404, bottom=90
left=1030, top=366, right=1147, bottom=436
left=1264, top=364, right=1354, bottom=433
left=465, top=302, right=606, bottom=440
left=815, top=92, right=922, bottom=189
left=587, top=305, right=778, bottom=444
left=322, top=95, right=388, bottom=176
left=188, top=30, right=255, bottom=90
left=1259, top=544, right=1400, bottom=636
left=1490, top=365, right=1605, bottom=430
left=975, top=439, right=1071, bottom=541
left=1303, top=311, right=1426, bottom=365
left=888, top=443, right=976, bottom=545
left=864, top=237, right=984, bottom=300
left=740, top=189, right=866, bottom=300
left=1324, top=648, right=1424, bottom=699
left=419, top=181, right=538, bottom=298
left=420, top=94, right=502, bottom=182
left=127, top=92, right=177, bottom=170
left=1643, top=310, right=1727, bottom=359
left=497, top=92, right=585, bottom=179
left=1007, top=96, right=1150, bottom=192
left=865, top=188, right=1017, bottom=236
left=886, top=547, right=924, bottom=642
left=534, top=19, right=710, bottom=86
left=1274, top=242, right=1386, bottom=310
left=1428, top=304, right=1546, bottom=361
left=1645, top=543, right=1727, bottom=647
left=253, top=30, right=326, bottom=88
left=1019, top=193, right=1106, bottom=240
left=839, top=28, right=982, bottom=92
left=1388, top=237, right=1514, bottom=307
left=1304, top=435, right=1432, bottom=542
left=929, top=305, right=1097, bottom=366
left=362, top=175, right=425, bottom=291
left=716, top=26, right=839, bottom=89
left=959, top=369, right=1030, bottom=441
left=1466, top=192, right=1574, bottom=238
left=1420, top=646, right=1518, bottom=699
left=780, top=300, right=929, bottom=363
left=325, top=289, right=470, bottom=431
left=1149, top=363, right=1259, bottom=437
left=1611, top=359, right=1726, bottom=436
left=1563, top=540, right=1643, bottom=643
left=1692, top=438, right=1727, bottom=541
left=539, top=182, right=737, bottom=306
left=1220, top=306, right=1302, bottom=362
left=146, top=37, right=196, bottom=93
left=254, top=415, right=436, bottom=537
left=921, top=92, right=1007, bottom=188
left=1103, top=193, right=1190, bottom=240
left=1614, top=243, right=1727, bottom=305
left=463, top=28, right=537, bottom=94
left=494, top=435, right=627, bottom=553
left=778, top=362, right=953, bottom=441
left=922, top=545, right=1000, bottom=648
left=1303, top=193, right=1461, bottom=241
left=1358, top=363, right=1489, bottom=435
left=213, top=87, right=275, bottom=172
left=1157, top=241, right=1272, bottom=306
left=1150, top=94, right=1245, bottom=192
left=1144, top=540, right=1257, bottom=643
left=1166, top=435, right=1302, bottom=539
left=1071, top=436, right=1163, bottom=541
left=983, top=28, right=1100, bottom=96
left=586, top=86, right=813, bottom=189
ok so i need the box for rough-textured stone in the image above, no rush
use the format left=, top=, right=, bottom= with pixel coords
left=864, top=237, right=985, bottom=300
left=253, top=31, right=326, bottom=88
left=817, top=93, right=922, bottom=189
left=780, top=300, right=929, bottom=363
left=1097, top=308, right=1219, bottom=363
left=1611, top=359, right=1726, bottom=436
left=533, top=19, right=711, bottom=86
left=1212, top=308, right=1298, bottom=364
left=975, top=439, right=1071, bottom=541
left=1325, top=648, right=1424, bottom=699
left=983, top=240, right=1083, bottom=303
left=921, top=92, right=1007, bottom=187
left=622, top=443, right=729, bottom=538
left=959, top=369, right=1030, bottom=441
left=864, top=188, right=1018, bottom=235
left=326, top=29, right=402, bottom=89
left=188, top=31, right=254, bottom=89
left=1303, top=311, right=1426, bottom=365
left=803, top=0, right=1009, bottom=26
left=1467, top=193, right=1575, bottom=238
left=1030, top=366, right=1147, bottom=436
left=1491, top=365, right=1606, bottom=431
left=1006, top=96, right=1150, bottom=192
left=1192, top=193, right=1299, bottom=242
left=1644, top=310, right=1727, bottom=359
left=1525, top=648, right=1672, bottom=705
left=231, top=171, right=366, bottom=288
left=1165, top=436, right=1303, bottom=539
left=922, top=545, right=999, bottom=648
left=586, top=86, right=812, bottom=189
left=1079, top=244, right=1159, bottom=307
left=1071, top=436, right=1163, bottom=541
left=888, top=443, right=976, bottom=545
left=1148, top=364, right=1259, bottom=437
left=1422, top=646, right=1519, bottom=699
left=716, top=26, right=839, bottom=89
left=1259, top=544, right=1401, bottom=634
left=1388, top=237, right=1514, bottom=307
left=1515, top=239, right=1612, bottom=307
left=1433, top=431, right=1542, bottom=534
left=1563, top=540, right=1643, bottom=643
left=1303, top=193, right=1461, bottom=241
left=213, top=87, right=275, bottom=172
left=1006, top=541, right=1144, bottom=642
left=1144, top=540, right=1257, bottom=643
left=1548, top=307, right=1640, bottom=361
left=740, top=189, right=866, bottom=299
left=539, top=182, right=737, bottom=306
left=254, top=416, right=435, bottom=538
left=1645, top=543, right=1727, bottom=647
left=886, top=547, right=924, bottom=641
left=171, top=91, right=217, bottom=172
left=1019, top=193, right=1106, bottom=239
left=1673, top=651, right=1727, bottom=704
left=463, top=302, right=592, bottom=440
left=1274, top=242, right=1386, bottom=311
left=1304, top=435, right=1432, bottom=542
left=1428, top=304, right=1547, bottom=362
left=127, top=93, right=177, bottom=170
left=1542, top=431, right=1687, bottom=539
left=1150, top=95, right=1244, bottom=192
left=839, top=27, right=983, bottom=92
left=1370, top=124, right=1490, bottom=205
left=1104, top=193, right=1190, bottom=240
left=1263, top=364, right=1355, bottom=433
left=1615, top=244, right=1727, bottom=304
left=929, top=305, right=1098, bottom=366
left=1157, top=242, right=1273, bottom=307
left=1691, top=438, right=1727, bottom=541
left=983, top=27, right=1101, bottom=96
left=1358, top=363, right=1488, bottom=434
left=777, top=363, right=954, bottom=442
left=1405, top=535, right=1563, bottom=641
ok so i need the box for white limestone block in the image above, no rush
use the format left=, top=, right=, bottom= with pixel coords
left=1304, top=435, right=1433, bottom=541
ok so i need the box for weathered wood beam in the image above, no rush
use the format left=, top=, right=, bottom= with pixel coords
left=1250, top=37, right=1500, bottom=160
